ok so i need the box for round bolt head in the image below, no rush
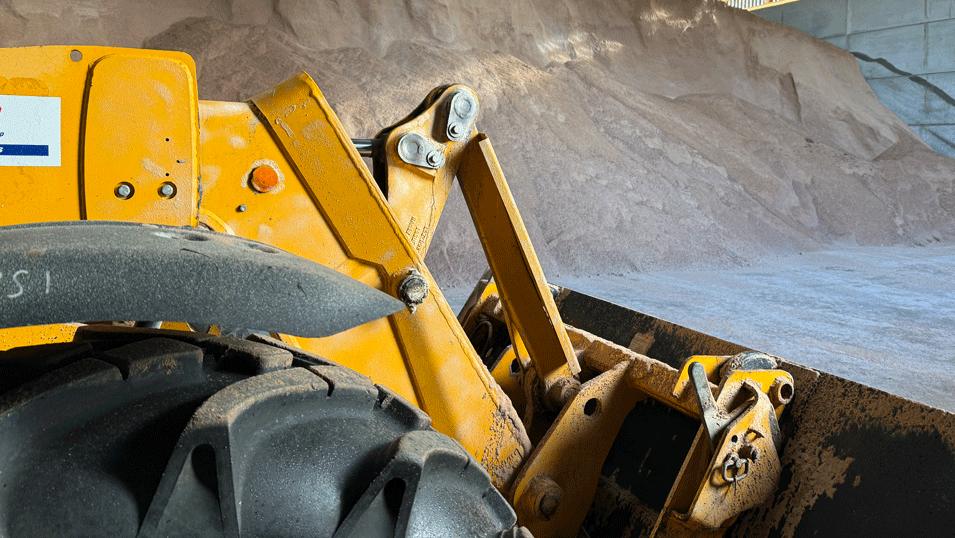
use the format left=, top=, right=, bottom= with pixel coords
left=525, top=475, right=563, bottom=521
left=426, top=149, right=445, bottom=168
left=158, top=182, right=177, bottom=199
left=448, top=122, right=463, bottom=137
left=236, top=204, right=248, bottom=213
left=453, top=93, right=475, bottom=116
left=250, top=165, right=281, bottom=193
left=538, top=493, right=560, bottom=520
left=397, top=134, right=425, bottom=159
left=114, top=182, right=134, bottom=200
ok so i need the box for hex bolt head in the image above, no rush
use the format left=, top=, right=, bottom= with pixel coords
left=397, top=269, right=429, bottom=312
left=114, top=182, right=134, bottom=200
left=158, top=182, right=177, bottom=199
left=409, top=138, right=424, bottom=155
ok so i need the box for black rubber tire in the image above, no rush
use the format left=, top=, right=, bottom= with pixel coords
left=0, top=326, right=516, bottom=537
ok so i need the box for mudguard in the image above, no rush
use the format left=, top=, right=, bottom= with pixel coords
left=0, top=221, right=404, bottom=337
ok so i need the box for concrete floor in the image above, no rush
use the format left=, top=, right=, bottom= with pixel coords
left=446, top=246, right=955, bottom=412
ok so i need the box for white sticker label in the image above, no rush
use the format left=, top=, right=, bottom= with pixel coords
left=0, top=95, right=61, bottom=167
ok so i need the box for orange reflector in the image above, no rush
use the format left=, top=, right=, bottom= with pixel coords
left=250, top=165, right=280, bottom=193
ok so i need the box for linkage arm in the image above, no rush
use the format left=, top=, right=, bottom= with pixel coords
left=457, top=135, right=581, bottom=403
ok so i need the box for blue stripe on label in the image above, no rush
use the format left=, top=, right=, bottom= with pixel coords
left=0, top=145, right=50, bottom=156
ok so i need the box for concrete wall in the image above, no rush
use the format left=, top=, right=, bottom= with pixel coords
left=757, top=0, right=955, bottom=158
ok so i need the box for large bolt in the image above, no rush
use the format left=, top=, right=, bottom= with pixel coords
left=115, top=182, right=134, bottom=199
left=158, top=182, right=177, bottom=199
left=399, top=134, right=423, bottom=157
left=545, top=376, right=581, bottom=410
left=397, top=269, right=429, bottom=312
left=523, top=475, right=562, bottom=521
left=538, top=492, right=560, bottom=520
left=453, top=92, right=475, bottom=117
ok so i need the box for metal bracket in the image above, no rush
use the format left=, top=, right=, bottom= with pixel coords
left=689, top=361, right=748, bottom=449
left=655, top=355, right=794, bottom=534
left=511, top=360, right=643, bottom=536
left=445, top=89, right=479, bottom=141
left=397, top=132, right=446, bottom=169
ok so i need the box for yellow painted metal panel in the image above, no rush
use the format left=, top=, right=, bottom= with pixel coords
left=0, top=46, right=197, bottom=226
left=196, top=100, right=419, bottom=403
left=83, top=54, right=198, bottom=225
left=0, top=323, right=79, bottom=351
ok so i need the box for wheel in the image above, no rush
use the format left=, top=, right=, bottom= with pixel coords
left=0, top=326, right=517, bottom=537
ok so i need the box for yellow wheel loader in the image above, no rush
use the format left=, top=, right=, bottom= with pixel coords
left=0, top=46, right=951, bottom=537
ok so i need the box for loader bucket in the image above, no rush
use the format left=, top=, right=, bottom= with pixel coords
left=553, top=287, right=955, bottom=536
left=458, top=274, right=953, bottom=536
